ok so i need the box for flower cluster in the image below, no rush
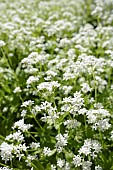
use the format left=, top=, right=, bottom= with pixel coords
left=0, top=0, right=113, bottom=169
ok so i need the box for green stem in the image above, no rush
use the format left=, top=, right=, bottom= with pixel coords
left=1, top=48, right=12, bottom=70
left=33, top=115, right=43, bottom=131
left=19, top=95, right=24, bottom=103
left=0, top=135, right=5, bottom=140
left=84, top=114, right=87, bottom=137
left=26, top=131, right=38, bottom=142
left=99, top=129, right=104, bottom=147
left=1, top=47, right=19, bottom=83
left=92, top=69, right=97, bottom=102
left=0, top=163, right=10, bottom=167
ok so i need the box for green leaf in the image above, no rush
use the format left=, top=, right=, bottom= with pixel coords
left=46, top=163, right=51, bottom=170
left=31, top=160, right=44, bottom=170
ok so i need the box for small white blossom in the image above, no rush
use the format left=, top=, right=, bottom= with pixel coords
left=62, top=85, right=72, bottom=95
left=0, top=40, right=6, bottom=47
left=110, top=130, right=113, bottom=140
left=0, top=142, right=14, bottom=163
left=55, top=133, right=68, bottom=153
left=0, top=167, right=13, bottom=170
left=79, top=139, right=101, bottom=157
left=95, top=165, right=102, bottom=170
left=21, top=109, right=27, bottom=117
left=26, top=76, right=39, bottom=87
left=37, top=81, right=60, bottom=92
left=21, top=100, right=34, bottom=107
left=43, top=147, right=52, bottom=156
left=81, top=83, right=92, bottom=93
left=51, top=164, right=56, bottom=170
left=13, top=87, right=22, bottom=93
left=25, top=155, right=37, bottom=166
left=72, top=155, right=82, bottom=167
left=82, top=161, right=92, bottom=170
left=13, top=143, right=28, bottom=160
left=92, top=119, right=111, bottom=131
left=64, top=119, right=81, bottom=129
left=12, top=119, right=33, bottom=132
left=57, top=158, right=65, bottom=168
left=79, top=139, right=92, bottom=156
left=78, top=108, right=87, bottom=115
left=30, top=142, right=40, bottom=149
left=5, top=130, right=24, bottom=142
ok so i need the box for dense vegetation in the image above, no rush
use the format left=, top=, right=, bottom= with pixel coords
left=0, top=0, right=113, bottom=169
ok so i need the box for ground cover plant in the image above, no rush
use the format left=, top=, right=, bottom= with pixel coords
left=0, top=0, right=113, bottom=169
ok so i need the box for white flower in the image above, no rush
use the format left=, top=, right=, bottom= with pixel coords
left=62, top=92, right=84, bottom=115
left=72, top=155, right=82, bottom=167
left=95, top=165, right=102, bottom=170
left=43, top=147, right=52, bottom=156
left=86, top=109, right=111, bottom=126
left=40, top=101, right=52, bottom=110
left=78, top=108, right=87, bottom=115
left=82, top=161, right=92, bottom=170
left=45, top=70, right=57, bottom=80
left=0, top=40, right=6, bottom=47
left=5, top=130, right=24, bottom=142
left=67, top=48, right=76, bottom=59
left=30, top=142, right=40, bottom=149
left=64, top=162, right=70, bottom=170
left=62, top=85, right=72, bottom=95
left=21, top=109, right=27, bottom=117
left=57, top=158, right=65, bottom=168
left=0, top=142, right=14, bottom=163
left=79, top=139, right=92, bottom=156
left=51, top=165, right=56, bottom=170
left=13, top=87, right=22, bottom=93
left=31, top=105, right=42, bottom=115
left=92, top=140, right=102, bottom=153
left=13, top=143, right=28, bottom=160
left=21, top=100, right=34, bottom=107
left=64, top=119, right=81, bottom=129
left=59, top=38, right=71, bottom=47
left=0, top=167, right=13, bottom=170
left=12, top=119, right=33, bottom=132
left=94, top=103, right=103, bottom=109
left=25, top=155, right=37, bottom=166
left=92, top=119, right=111, bottom=131
left=37, top=81, right=60, bottom=92
left=55, top=133, right=68, bottom=153
left=88, top=97, right=95, bottom=104
left=91, top=7, right=103, bottom=16
left=2, top=107, right=8, bottom=113
left=110, top=130, right=113, bottom=140
left=111, top=84, right=113, bottom=89
left=79, top=139, right=101, bottom=157
left=26, top=76, right=39, bottom=87
left=81, top=83, right=92, bottom=93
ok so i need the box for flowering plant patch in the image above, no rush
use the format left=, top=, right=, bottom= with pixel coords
left=0, top=0, right=113, bottom=169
